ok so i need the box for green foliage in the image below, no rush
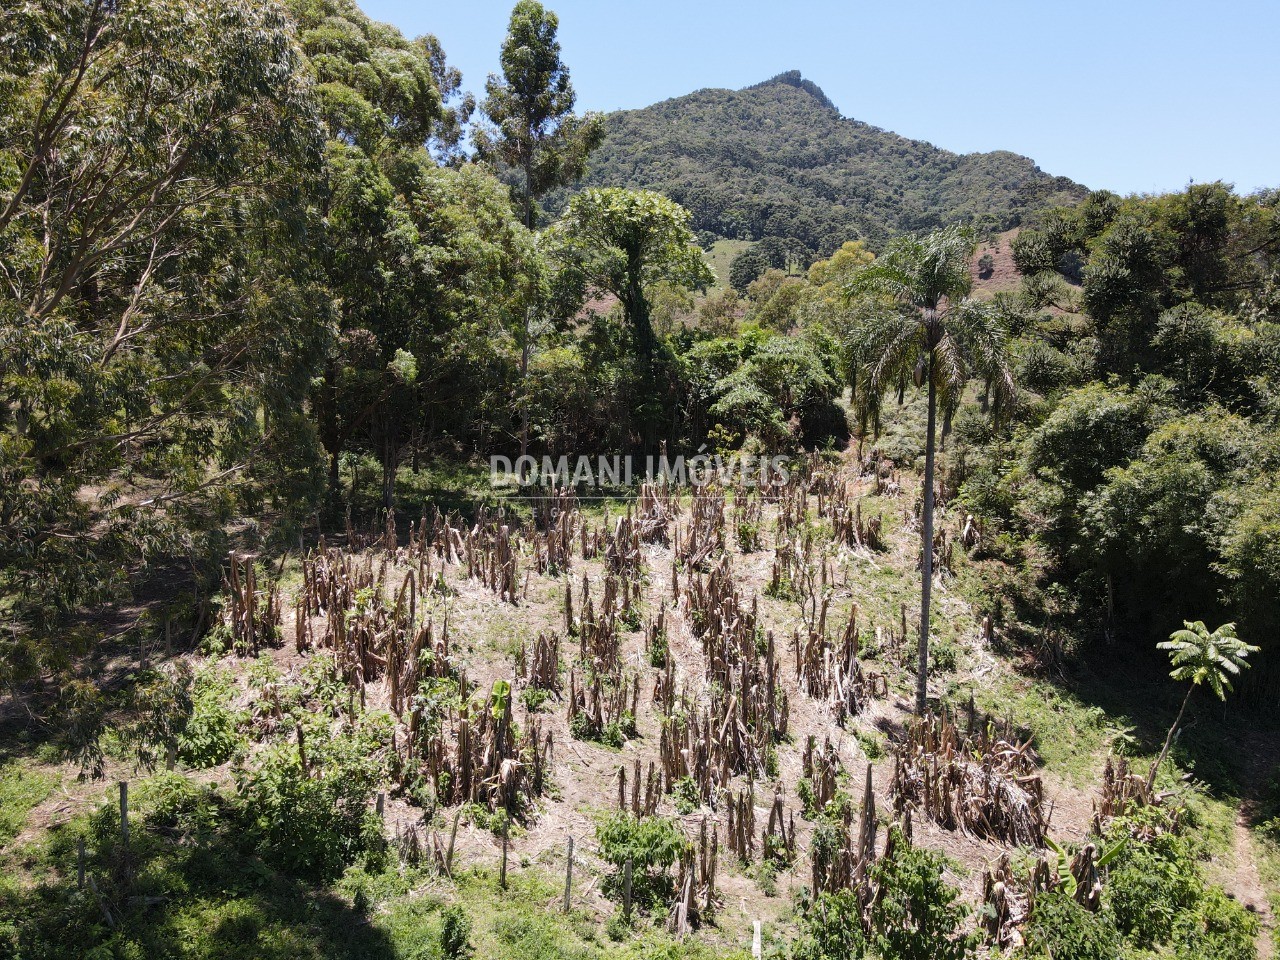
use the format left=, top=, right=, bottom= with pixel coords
left=233, top=716, right=389, bottom=880
left=648, top=626, right=670, bottom=667
left=672, top=776, right=701, bottom=815
left=955, top=184, right=1280, bottom=686
left=550, top=187, right=714, bottom=353
left=520, top=686, right=551, bottom=712
left=124, top=661, right=195, bottom=772
left=846, top=224, right=1015, bottom=436
left=867, top=829, right=975, bottom=960
left=472, top=0, right=604, bottom=228
left=730, top=249, right=769, bottom=292
left=791, top=890, right=868, bottom=960
left=439, top=904, right=473, bottom=959
left=1106, top=825, right=1206, bottom=948
left=178, top=667, right=245, bottom=770
left=709, top=333, right=844, bottom=450
left=1159, top=621, right=1259, bottom=701
left=1170, top=886, right=1259, bottom=960
left=1019, top=891, right=1120, bottom=960
left=594, top=812, right=687, bottom=901
left=0, top=0, right=325, bottom=669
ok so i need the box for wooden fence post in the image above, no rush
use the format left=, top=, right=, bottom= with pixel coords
left=77, top=837, right=86, bottom=891
left=562, top=836, right=574, bottom=913
left=499, top=821, right=509, bottom=890
left=622, top=857, right=633, bottom=920
left=445, top=808, right=461, bottom=877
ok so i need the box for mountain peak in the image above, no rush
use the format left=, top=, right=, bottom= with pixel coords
left=745, top=71, right=837, bottom=112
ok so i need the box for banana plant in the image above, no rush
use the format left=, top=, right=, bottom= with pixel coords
left=1043, top=834, right=1127, bottom=899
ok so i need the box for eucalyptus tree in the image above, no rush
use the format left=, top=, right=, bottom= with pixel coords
left=473, top=0, right=603, bottom=465
left=287, top=0, right=522, bottom=507
left=846, top=225, right=1015, bottom=714
left=0, top=0, right=321, bottom=669
left=1148, top=621, right=1258, bottom=790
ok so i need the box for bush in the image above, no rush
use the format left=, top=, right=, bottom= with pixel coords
left=1170, top=887, right=1258, bottom=960
left=595, top=813, right=687, bottom=910
left=1019, top=891, right=1119, bottom=960
left=792, top=889, right=868, bottom=960
left=439, top=905, right=472, bottom=959
left=232, top=718, right=388, bottom=881
left=672, top=776, right=700, bottom=815
left=868, top=829, right=974, bottom=960
left=1106, top=827, right=1203, bottom=948
left=177, top=666, right=243, bottom=769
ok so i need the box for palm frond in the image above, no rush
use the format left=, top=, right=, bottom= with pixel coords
left=1159, top=621, right=1259, bottom=701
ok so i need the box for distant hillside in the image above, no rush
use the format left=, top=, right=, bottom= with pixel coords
left=551, top=71, right=1087, bottom=253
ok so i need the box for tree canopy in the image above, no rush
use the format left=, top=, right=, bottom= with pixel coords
left=473, top=0, right=604, bottom=228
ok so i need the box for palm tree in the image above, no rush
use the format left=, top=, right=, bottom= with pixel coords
left=846, top=225, right=1015, bottom=715
left=1147, top=620, right=1258, bottom=791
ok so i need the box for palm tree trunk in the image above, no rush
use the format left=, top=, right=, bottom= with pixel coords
left=1147, top=685, right=1193, bottom=792
left=917, top=351, right=937, bottom=715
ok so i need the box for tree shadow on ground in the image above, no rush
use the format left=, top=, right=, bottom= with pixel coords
left=1, top=788, right=401, bottom=960
left=1034, top=644, right=1280, bottom=807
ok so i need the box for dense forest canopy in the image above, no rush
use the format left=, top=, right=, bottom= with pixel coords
left=963, top=184, right=1280, bottom=688
left=2, top=2, right=1280, bottom=959
left=546, top=71, right=1087, bottom=254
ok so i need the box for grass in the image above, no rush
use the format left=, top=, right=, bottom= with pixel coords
left=704, top=239, right=751, bottom=290
left=0, top=761, right=58, bottom=849
left=0, top=753, right=750, bottom=960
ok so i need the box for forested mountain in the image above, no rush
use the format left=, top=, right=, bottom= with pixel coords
left=550, top=70, right=1087, bottom=252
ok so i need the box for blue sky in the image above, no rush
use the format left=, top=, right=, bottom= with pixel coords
left=361, top=0, right=1278, bottom=196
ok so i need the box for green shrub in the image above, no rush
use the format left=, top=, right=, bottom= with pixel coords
left=520, top=687, right=551, bottom=712
left=672, top=776, right=701, bottom=815
left=1170, top=887, right=1258, bottom=960
left=797, top=778, right=816, bottom=818
left=868, top=829, right=974, bottom=960
left=1019, top=891, right=1119, bottom=960
left=595, top=813, right=687, bottom=910
left=605, top=910, right=633, bottom=941
left=439, top=905, right=472, bottom=959
left=177, top=666, right=243, bottom=769
left=929, top=639, right=959, bottom=673
left=854, top=730, right=885, bottom=761
left=1106, top=827, right=1203, bottom=948
left=143, top=772, right=225, bottom=838
left=232, top=718, right=387, bottom=881
left=792, top=889, right=868, bottom=960
left=648, top=629, right=669, bottom=667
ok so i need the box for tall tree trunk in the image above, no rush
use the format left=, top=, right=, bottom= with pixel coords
left=519, top=163, right=536, bottom=477
left=917, top=351, right=937, bottom=715
left=629, top=290, right=659, bottom=452
left=320, top=362, right=342, bottom=497
left=1147, top=685, right=1193, bottom=792
left=378, top=389, right=401, bottom=512
left=518, top=306, right=532, bottom=479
